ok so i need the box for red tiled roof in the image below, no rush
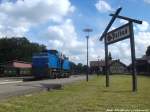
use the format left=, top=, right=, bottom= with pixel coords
left=1, top=60, right=32, bottom=68
left=13, top=62, right=31, bottom=68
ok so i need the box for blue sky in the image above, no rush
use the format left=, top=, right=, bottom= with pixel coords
left=71, top=0, right=150, bottom=34
left=0, top=0, right=150, bottom=65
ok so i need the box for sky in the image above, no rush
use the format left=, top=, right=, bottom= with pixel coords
left=0, top=0, right=150, bottom=65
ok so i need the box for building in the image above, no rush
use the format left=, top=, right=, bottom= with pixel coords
left=90, top=59, right=128, bottom=74
left=0, top=60, right=32, bottom=77
left=109, top=60, right=128, bottom=74
left=90, top=60, right=107, bottom=74
left=129, top=55, right=150, bottom=75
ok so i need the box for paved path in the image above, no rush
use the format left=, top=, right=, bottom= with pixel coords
left=0, top=75, right=87, bottom=100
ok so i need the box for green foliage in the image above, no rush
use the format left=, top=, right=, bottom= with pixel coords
left=108, top=52, right=112, bottom=60
left=0, top=37, right=46, bottom=63
left=0, top=75, right=150, bottom=112
left=71, top=63, right=87, bottom=74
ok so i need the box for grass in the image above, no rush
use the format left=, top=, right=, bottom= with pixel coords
left=0, top=75, right=150, bottom=112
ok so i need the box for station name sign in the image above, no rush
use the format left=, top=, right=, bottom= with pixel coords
left=106, top=23, right=131, bottom=44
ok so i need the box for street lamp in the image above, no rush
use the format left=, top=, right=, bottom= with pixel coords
left=83, top=28, right=93, bottom=82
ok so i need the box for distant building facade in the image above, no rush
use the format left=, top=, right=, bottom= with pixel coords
left=109, top=60, right=128, bottom=74
left=0, top=60, right=32, bottom=76
left=90, top=59, right=128, bottom=74
left=129, top=55, right=150, bottom=75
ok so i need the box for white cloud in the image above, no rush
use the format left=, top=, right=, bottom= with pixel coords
left=144, top=0, right=150, bottom=4
left=136, top=21, right=149, bottom=31
left=37, top=19, right=88, bottom=63
left=119, top=19, right=128, bottom=24
left=0, top=0, right=88, bottom=64
left=88, top=35, right=105, bottom=62
left=135, top=31, right=150, bottom=57
left=47, top=19, right=84, bottom=50
left=95, top=0, right=113, bottom=13
left=36, top=20, right=106, bottom=64
left=0, top=0, right=74, bottom=37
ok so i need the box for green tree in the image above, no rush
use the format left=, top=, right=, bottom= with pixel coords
left=0, top=37, right=46, bottom=63
left=108, top=52, right=112, bottom=60
left=146, top=46, right=150, bottom=56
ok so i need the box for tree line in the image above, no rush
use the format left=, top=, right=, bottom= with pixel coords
left=70, top=62, right=88, bottom=74
left=146, top=46, right=150, bottom=56
left=0, top=37, right=87, bottom=74
left=0, top=37, right=46, bottom=63
left=1, top=37, right=150, bottom=74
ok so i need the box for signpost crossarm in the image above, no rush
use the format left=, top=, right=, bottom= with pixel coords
left=110, top=14, right=142, bottom=24
left=100, top=8, right=122, bottom=41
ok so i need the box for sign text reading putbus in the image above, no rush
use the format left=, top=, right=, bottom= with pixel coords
left=106, top=23, right=130, bottom=44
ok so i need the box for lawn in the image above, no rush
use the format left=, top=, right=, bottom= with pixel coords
left=0, top=75, right=150, bottom=112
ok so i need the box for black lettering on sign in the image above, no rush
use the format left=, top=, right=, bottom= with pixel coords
left=106, top=23, right=130, bottom=44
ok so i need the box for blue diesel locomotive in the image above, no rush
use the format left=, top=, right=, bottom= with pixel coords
left=32, top=50, right=70, bottom=78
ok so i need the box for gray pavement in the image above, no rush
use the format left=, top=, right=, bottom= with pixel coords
left=0, top=75, right=87, bottom=100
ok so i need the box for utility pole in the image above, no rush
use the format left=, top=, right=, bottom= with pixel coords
left=83, top=28, right=93, bottom=82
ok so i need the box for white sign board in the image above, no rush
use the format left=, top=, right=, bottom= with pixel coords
left=106, top=23, right=131, bottom=44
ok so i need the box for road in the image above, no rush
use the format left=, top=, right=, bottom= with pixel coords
left=0, top=75, right=87, bottom=100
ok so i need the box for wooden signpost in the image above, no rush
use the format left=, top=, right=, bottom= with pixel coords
left=100, top=8, right=142, bottom=91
